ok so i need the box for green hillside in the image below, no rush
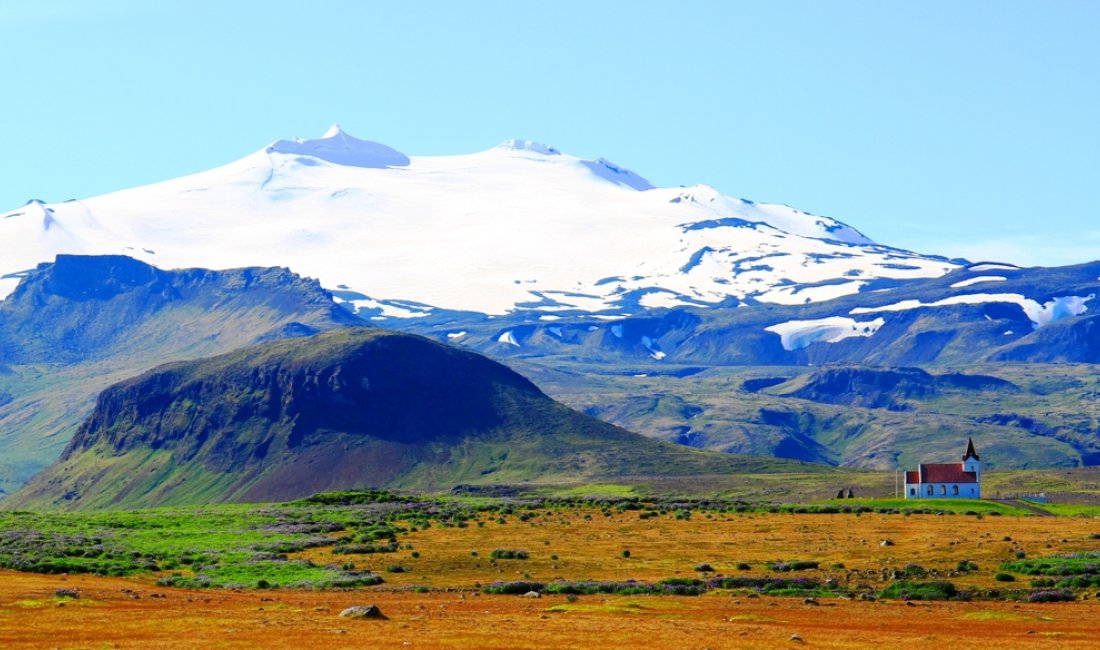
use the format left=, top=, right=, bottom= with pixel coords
left=7, top=328, right=825, bottom=511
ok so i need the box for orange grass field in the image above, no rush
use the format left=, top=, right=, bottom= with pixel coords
left=3, top=508, right=1100, bottom=649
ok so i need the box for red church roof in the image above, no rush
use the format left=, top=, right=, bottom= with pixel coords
left=919, top=463, right=978, bottom=484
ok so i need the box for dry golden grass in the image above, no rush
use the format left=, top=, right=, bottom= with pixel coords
left=302, top=508, right=1100, bottom=593
left=4, top=508, right=1100, bottom=649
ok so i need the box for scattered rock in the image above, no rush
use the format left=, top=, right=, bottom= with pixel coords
left=790, top=633, right=804, bottom=643
left=339, top=604, right=387, bottom=620
left=523, top=591, right=542, bottom=598
left=802, top=597, right=818, bottom=606
left=880, top=539, right=895, bottom=547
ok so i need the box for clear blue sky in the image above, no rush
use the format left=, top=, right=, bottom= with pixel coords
left=2, top=0, right=1098, bottom=266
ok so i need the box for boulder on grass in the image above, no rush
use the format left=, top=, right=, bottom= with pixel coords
left=339, top=604, right=387, bottom=620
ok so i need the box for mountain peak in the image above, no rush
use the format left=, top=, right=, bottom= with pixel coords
left=494, top=139, right=561, bottom=155
left=266, top=127, right=410, bottom=169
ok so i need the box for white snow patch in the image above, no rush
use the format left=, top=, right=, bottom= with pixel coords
left=968, top=263, right=1020, bottom=272
left=610, top=324, right=624, bottom=338
left=851, top=293, right=1093, bottom=328
left=446, top=331, right=467, bottom=340
left=640, top=335, right=665, bottom=360
left=950, top=276, right=1007, bottom=288
left=345, top=297, right=429, bottom=319
left=0, top=277, right=20, bottom=300
left=639, top=290, right=694, bottom=309
left=547, top=326, right=563, bottom=337
left=766, top=316, right=886, bottom=351
left=757, top=280, right=866, bottom=305
left=497, top=330, right=520, bottom=346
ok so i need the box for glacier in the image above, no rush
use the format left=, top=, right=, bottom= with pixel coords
left=0, top=126, right=958, bottom=316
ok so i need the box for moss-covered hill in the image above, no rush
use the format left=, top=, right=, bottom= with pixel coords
left=7, top=328, right=812, bottom=510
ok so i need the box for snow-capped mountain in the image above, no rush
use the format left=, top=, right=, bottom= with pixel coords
left=0, top=126, right=958, bottom=317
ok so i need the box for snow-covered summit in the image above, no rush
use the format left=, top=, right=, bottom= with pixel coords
left=0, top=127, right=958, bottom=315
left=266, top=124, right=410, bottom=168
left=494, top=139, right=561, bottom=155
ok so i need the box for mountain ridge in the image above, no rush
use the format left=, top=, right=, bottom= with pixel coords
left=0, top=255, right=363, bottom=495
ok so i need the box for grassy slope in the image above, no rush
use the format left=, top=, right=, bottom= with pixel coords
left=6, top=329, right=838, bottom=511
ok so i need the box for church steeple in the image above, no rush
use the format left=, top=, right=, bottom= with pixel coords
left=962, top=437, right=979, bottom=461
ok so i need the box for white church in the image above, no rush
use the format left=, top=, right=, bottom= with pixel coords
left=903, top=438, right=981, bottom=499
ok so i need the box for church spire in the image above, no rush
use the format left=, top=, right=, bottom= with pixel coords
left=963, top=437, right=979, bottom=461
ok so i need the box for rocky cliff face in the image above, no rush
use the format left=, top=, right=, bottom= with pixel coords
left=0, top=255, right=366, bottom=496
left=0, top=254, right=360, bottom=364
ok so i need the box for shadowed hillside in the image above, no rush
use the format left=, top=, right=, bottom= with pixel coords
left=0, top=255, right=363, bottom=494
left=7, top=328, right=816, bottom=510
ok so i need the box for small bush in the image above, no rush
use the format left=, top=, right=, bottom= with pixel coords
left=899, top=563, right=928, bottom=578
left=694, top=563, right=714, bottom=573
left=880, top=580, right=958, bottom=601
left=386, top=565, right=406, bottom=573
left=768, top=560, right=819, bottom=572
left=1028, top=589, right=1074, bottom=603
left=489, top=549, right=529, bottom=560
left=956, top=560, right=978, bottom=573
left=481, top=580, right=545, bottom=595
left=620, top=549, right=631, bottom=559
left=994, top=572, right=1016, bottom=582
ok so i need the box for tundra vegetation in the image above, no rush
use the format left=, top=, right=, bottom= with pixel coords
left=3, top=491, right=1100, bottom=649
left=1, top=491, right=1098, bottom=603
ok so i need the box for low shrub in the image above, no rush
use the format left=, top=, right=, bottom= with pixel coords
left=489, top=549, right=528, bottom=560
left=481, top=580, right=545, bottom=595
left=956, top=560, right=978, bottom=573
left=880, top=580, right=959, bottom=601
left=1028, top=589, right=1074, bottom=603
left=768, top=560, right=819, bottom=572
